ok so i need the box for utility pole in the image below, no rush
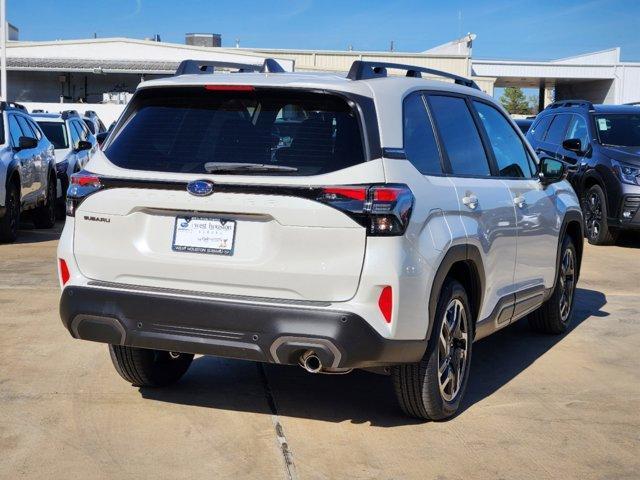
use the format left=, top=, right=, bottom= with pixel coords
left=0, top=0, right=6, bottom=101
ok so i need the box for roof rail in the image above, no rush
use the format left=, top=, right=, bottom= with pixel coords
left=84, top=110, right=98, bottom=117
left=174, top=58, right=285, bottom=76
left=346, top=60, right=480, bottom=90
left=545, top=99, right=595, bottom=111
left=0, top=101, right=27, bottom=112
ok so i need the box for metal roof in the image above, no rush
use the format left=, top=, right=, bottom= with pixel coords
left=7, top=57, right=179, bottom=74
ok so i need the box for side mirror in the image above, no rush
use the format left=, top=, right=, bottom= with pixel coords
left=16, top=136, right=38, bottom=151
left=75, top=140, right=93, bottom=152
left=562, top=138, right=582, bottom=154
left=538, top=157, right=566, bottom=185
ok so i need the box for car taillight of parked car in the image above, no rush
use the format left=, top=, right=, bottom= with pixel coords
left=66, top=172, right=103, bottom=217
left=316, top=184, right=414, bottom=236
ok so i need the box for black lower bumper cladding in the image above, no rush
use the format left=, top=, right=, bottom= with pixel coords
left=59, top=286, right=425, bottom=369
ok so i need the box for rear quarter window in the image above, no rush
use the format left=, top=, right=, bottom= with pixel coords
left=105, top=87, right=366, bottom=176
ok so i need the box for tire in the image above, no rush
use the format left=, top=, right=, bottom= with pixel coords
left=32, top=175, right=56, bottom=229
left=109, top=345, right=194, bottom=387
left=528, top=235, right=578, bottom=334
left=583, top=184, right=617, bottom=245
left=0, top=181, right=20, bottom=243
left=392, top=278, right=473, bottom=420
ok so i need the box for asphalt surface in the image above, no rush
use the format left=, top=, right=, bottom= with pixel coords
left=1, top=221, right=639, bottom=479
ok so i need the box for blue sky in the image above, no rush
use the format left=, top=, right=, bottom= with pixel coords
left=9, top=0, right=640, bottom=61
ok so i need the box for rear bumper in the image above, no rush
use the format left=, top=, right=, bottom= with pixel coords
left=59, top=286, right=426, bottom=369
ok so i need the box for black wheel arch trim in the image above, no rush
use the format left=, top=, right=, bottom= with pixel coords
left=553, top=210, right=584, bottom=293
left=427, top=244, right=485, bottom=341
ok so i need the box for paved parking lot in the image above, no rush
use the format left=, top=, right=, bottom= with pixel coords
left=1, top=222, right=639, bottom=479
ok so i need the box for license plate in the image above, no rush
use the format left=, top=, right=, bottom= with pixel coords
left=172, top=216, right=236, bottom=255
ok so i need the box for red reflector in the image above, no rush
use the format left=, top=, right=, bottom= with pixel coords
left=59, top=259, right=70, bottom=286
left=378, top=286, right=393, bottom=323
left=204, top=85, right=255, bottom=91
left=322, top=187, right=367, bottom=201
left=71, top=174, right=101, bottom=187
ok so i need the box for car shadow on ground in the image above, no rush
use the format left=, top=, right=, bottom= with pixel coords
left=615, top=231, right=640, bottom=249
left=139, top=287, right=607, bottom=427
left=11, top=220, right=65, bottom=244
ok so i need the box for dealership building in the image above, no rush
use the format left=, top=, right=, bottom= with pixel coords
left=3, top=31, right=640, bottom=112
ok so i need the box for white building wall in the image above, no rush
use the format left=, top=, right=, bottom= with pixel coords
left=616, top=64, right=640, bottom=104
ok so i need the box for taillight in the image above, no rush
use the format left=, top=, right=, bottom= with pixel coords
left=316, top=184, right=414, bottom=236
left=66, top=171, right=103, bottom=217
left=59, top=258, right=70, bottom=286
left=378, top=286, right=393, bottom=323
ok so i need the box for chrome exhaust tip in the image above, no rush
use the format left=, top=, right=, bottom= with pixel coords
left=299, top=350, right=322, bottom=373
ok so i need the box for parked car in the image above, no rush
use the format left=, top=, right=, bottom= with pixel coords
left=82, top=110, right=107, bottom=136
left=95, top=122, right=115, bottom=147
left=57, top=59, right=583, bottom=420
left=515, top=117, right=535, bottom=134
left=0, top=102, right=57, bottom=242
left=32, top=111, right=98, bottom=212
left=526, top=100, right=640, bottom=245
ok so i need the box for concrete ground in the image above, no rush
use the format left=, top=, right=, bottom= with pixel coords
left=1, top=221, right=639, bottom=479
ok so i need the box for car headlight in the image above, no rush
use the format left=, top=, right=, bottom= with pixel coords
left=612, top=159, right=640, bottom=186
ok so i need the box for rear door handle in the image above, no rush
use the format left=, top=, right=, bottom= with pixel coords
left=513, top=195, right=526, bottom=208
left=462, top=194, right=478, bottom=210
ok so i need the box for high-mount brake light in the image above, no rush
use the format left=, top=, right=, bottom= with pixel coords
left=317, top=184, right=414, bottom=236
left=66, top=172, right=103, bottom=217
left=204, top=85, right=256, bottom=92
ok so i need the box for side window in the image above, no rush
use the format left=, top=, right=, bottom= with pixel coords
left=16, top=115, right=35, bottom=139
left=8, top=115, right=23, bottom=146
left=403, top=92, right=442, bottom=175
left=68, top=121, right=81, bottom=147
left=544, top=114, right=571, bottom=145
left=27, top=118, right=42, bottom=140
left=428, top=95, right=490, bottom=176
left=528, top=114, right=553, bottom=141
left=473, top=101, right=533, bottom=178
left=565, top=114, right=589, bottom=149
left=83, top=118, right=96, bottom=134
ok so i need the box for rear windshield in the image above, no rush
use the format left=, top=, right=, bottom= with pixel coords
left=595, top=114, right=640, bottom=147
left=37, top=121, right=69, bottom=149
left=104, top=87, right=366, bottom=175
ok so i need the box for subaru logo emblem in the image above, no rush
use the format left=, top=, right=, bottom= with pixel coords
left=187, top=180, right=214, bottom=197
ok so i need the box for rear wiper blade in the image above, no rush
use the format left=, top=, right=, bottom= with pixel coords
left=204, top=162, right=298, bottom=173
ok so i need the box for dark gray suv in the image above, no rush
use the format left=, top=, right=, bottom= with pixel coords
left=527, top=100, right=640, bottom=245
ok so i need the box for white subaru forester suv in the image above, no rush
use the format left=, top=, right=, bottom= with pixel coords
left=57, top=59, right=583, bottom=420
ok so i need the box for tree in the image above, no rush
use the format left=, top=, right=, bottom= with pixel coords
left=500, top=87, right=531, bottom=115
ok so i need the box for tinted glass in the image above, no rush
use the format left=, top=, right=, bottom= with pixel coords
left=594, top=114, right=640, bottom=147
left=527, top=114, right=553, bottom=142
left=16, top=115, right=35, bottom=139
left=105, top=87, right=365, bottom=175
left=8, top=116, right=23, bottom=146
left=544, top=114, right=571, bottom=145
left=428, top=95, right=490, bottom=176
left=83, top=118, right=96, bottom=134
left=564, top=115, right=589, bottom=150
left=403, top=93, right=442, bottom=175
left=37, top=121, right=69, bottom=149
left=68, top=121, right=81, bottom=146
left=28, top=119, right=42, bottom=140
left=474, top=101, right=533, bottom=178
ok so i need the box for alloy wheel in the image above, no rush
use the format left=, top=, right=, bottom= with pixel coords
left=584, top=192, right=602, bottom=240
left=558, top=248, right=576, bottom=323
left=437, top=298, right=469, bottom=402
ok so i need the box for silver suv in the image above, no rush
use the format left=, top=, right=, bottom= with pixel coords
left=57, top=59, right=583, bottom=420
left=0, top=102, right=57, bottom=242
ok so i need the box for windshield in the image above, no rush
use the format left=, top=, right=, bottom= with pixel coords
left=104, top=87, right=365, bottom=175
left=36, top=121, right=69, bottom=149
left=594, top=114, right=640, bottom=147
